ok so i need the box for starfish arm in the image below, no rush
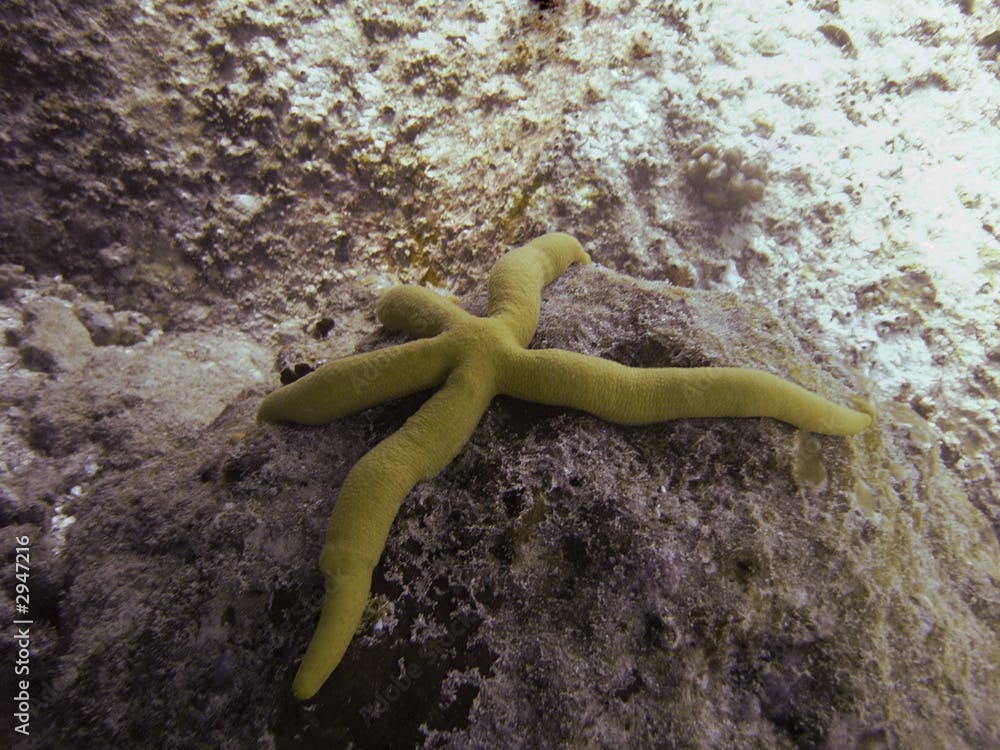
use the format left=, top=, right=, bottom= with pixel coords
left=487, top=232, right=591, bottom=346
left=257, top=337, right=451, bottom=425
left=376, top=285, right=470, bottom=338
left=502, top=349, right=872, bottom=436
left=291, top=366, right=494, bottom=700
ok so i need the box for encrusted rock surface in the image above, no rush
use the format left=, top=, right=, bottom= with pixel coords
left=2, top=1, right=999, bottom=748
left=0, top=265, right=995, bottom=749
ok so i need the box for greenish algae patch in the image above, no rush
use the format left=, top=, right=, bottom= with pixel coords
left=792, top=432, right=828, bottom=491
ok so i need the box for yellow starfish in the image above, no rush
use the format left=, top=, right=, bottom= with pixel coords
left=258, top=232, right=872, bottom=700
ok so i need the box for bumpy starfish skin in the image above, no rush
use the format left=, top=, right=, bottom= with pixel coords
left=257, top=232, right=872, bottom=699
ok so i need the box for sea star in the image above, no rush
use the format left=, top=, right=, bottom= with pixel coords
left=258, top=232, right=872, bottom=699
